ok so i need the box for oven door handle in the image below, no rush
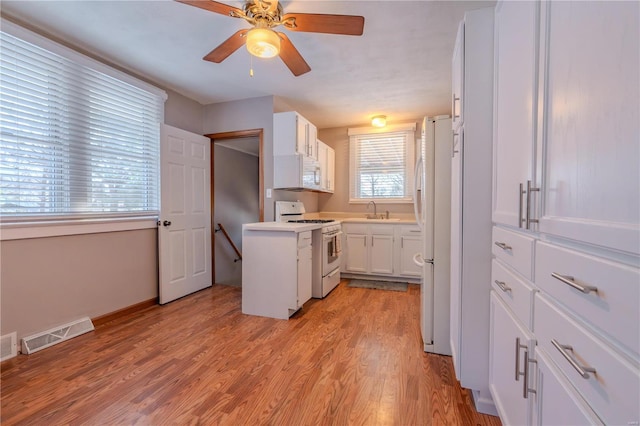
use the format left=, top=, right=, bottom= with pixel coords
left=323, top=231, right=343, bottom=240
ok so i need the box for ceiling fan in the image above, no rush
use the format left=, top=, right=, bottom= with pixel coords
left=175, top=0, right=365, bottom=76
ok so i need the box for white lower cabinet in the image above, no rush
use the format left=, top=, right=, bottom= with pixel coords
left=489, top=292, right=535, bottom=426
left=345, top=232, right=367, bottom=273
left=533, top=349, right=603, bottom=426
left=370, top=233, right=394, bottom=274
left=343, top=224, right=394, bottom=276
left=342, top=222, right=422, bottom=280
left=297, top=233, right=313, bottom=307
left=398, top=233, right=422, bottom=277
left=242, top=228, right=313, bottom=319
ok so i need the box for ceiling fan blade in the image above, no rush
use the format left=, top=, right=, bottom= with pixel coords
left=203, top=29, right=248, bottom=63
left=175, top=0, right=243, bottom=18
left=278, top=33, right=311, bottom=76
left=281, top=13, right=364, bottom=36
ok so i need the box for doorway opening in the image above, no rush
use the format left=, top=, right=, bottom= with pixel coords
left=206, top=129, right=264, bottom=286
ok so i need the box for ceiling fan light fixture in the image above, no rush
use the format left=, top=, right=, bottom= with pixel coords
left=371, top=115, right=387, bottom=128
left=246, top=28, right=280, bottom=58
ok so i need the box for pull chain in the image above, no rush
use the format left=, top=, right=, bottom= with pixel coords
left=249, top=54, right=254, bottom=77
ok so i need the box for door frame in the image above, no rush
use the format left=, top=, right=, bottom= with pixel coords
left=205, top=129, right=264, bottom=282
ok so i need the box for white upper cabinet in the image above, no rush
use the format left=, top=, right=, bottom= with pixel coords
left=317, top=140, right=327, bottom=191
left=451, top=21, right=464, bottom=130
left=492, top=0, right=539, bottom=229
left=274, top=111, right=318, bottom=160
left=537, top=1, right=639, bottom=254
left=316, top=140, right=334, bottom=193
left=326, top=145, right=335, bottom=193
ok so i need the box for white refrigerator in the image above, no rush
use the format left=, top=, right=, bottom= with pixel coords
left=413, top=116, right=452, bottom=355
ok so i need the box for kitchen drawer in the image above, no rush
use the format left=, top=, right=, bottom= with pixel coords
left=492, top=226, right=534, bottom=280
left=369, top=224, right=395, bottom=236
left=342, top=223, right=367, bottom=235
left=491, top=259, right=535, bottom=329
left=399, top=225, right=421, bottom=236
left=535, top=241, right=640, bottom=356
left=534, top=293, right=640, bottom=426
left=297, top=231, right=312, bottom=248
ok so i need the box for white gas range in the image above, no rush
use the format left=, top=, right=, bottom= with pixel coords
left=275, top=201, right=342, bottom=298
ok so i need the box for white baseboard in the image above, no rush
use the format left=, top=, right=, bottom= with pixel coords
left=471, top=388, right=499, bottom=417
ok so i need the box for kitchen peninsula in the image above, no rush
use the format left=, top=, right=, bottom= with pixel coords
left=242, top=221, right=323, bottom=319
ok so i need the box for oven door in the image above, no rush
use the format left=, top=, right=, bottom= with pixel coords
left=323, top=230, right=343, bottom=275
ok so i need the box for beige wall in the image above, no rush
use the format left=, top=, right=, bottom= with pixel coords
left=1, top=229, right=157, bottom=339
left=203, top=97, right=318, bottom=219
left=0, top=90, right=204, bottom=342
left=317, top=120, right=422, bottom=216
left=164, top=88, right=204, bottom=135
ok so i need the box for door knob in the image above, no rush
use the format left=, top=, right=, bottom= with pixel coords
left=163, top=220, right=171, bottom=227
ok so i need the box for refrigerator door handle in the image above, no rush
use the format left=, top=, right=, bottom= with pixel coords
left=413, top=253, right=434, bottom=266
left=413, top=156, right=424, bottom=231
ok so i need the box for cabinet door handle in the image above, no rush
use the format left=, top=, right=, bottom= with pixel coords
left=515, top=337, right=527, bottom=381
left=551, top=272, right=598, bottom=294
left=452, top=93, right=460, bottom=119
left=551, top=339, right=597, bottom=379
left=525, top=180, right=540, bottom=229
left=452, top=133, right=459, bottom=157
left=494, top=241, right=512, bottom=250
left=522, top=350, right=537, bottom=398
left=494, top=280, right=511, bottom=293
left=518, top=183, right=526, bottom=228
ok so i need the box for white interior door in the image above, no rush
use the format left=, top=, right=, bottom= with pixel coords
left=159, top=124, right=212, bottom=304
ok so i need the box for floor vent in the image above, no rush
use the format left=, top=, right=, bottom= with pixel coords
left=1, top=332, right=17, bottom=361
left=21, top=317, right=94, bottom=355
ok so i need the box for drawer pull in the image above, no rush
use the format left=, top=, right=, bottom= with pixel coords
left=494, top=280, right=511, bottom=293
left=551, top=339, right=597, bottom=379
left=551, top=272, right=598, bottom=294
left=494, top=241, right=512, bottom=251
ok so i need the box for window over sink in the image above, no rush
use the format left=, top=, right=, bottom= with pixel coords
left=348, top=123, right=416, bottom=203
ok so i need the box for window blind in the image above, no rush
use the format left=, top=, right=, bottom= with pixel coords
left=0, top=28, right=164, bottom=219
left=349, top=128, right=415, bottom=202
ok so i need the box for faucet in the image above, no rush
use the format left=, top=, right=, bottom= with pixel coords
left=367, top=200, right=377, bottom=218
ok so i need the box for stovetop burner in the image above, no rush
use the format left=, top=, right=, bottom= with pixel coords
left=288, top=219, right=335, bottom=224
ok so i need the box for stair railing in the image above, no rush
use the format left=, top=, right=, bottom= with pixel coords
left=214, top=223, right=242, bottom=263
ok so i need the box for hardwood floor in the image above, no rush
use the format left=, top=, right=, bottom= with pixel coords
left=1, top=281, right=501, bottom=425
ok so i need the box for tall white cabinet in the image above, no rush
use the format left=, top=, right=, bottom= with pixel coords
left=449, top=6, right=496, bottom=416
left=489, top=1, right=640, bottom=425
left=491, top=0, right=539, bottom=229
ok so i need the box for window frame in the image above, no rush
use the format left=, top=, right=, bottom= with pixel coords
left=0, top=19, right=167, bottom=240
left=348, top=122, right=417, bottom=204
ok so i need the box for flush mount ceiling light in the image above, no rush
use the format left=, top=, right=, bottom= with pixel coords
left=246, top=27, right=280, bottom=58
left=371, top=115, right=387, bottom=127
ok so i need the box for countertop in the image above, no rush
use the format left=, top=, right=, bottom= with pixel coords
left=243, top=218, right=417, bottom=232
left=243, top=222, right=323, bottom=232
left=339, top=218, right=417, bottom=224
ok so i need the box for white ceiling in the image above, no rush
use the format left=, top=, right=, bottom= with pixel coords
left=0, top=0, right=495, bottom=129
